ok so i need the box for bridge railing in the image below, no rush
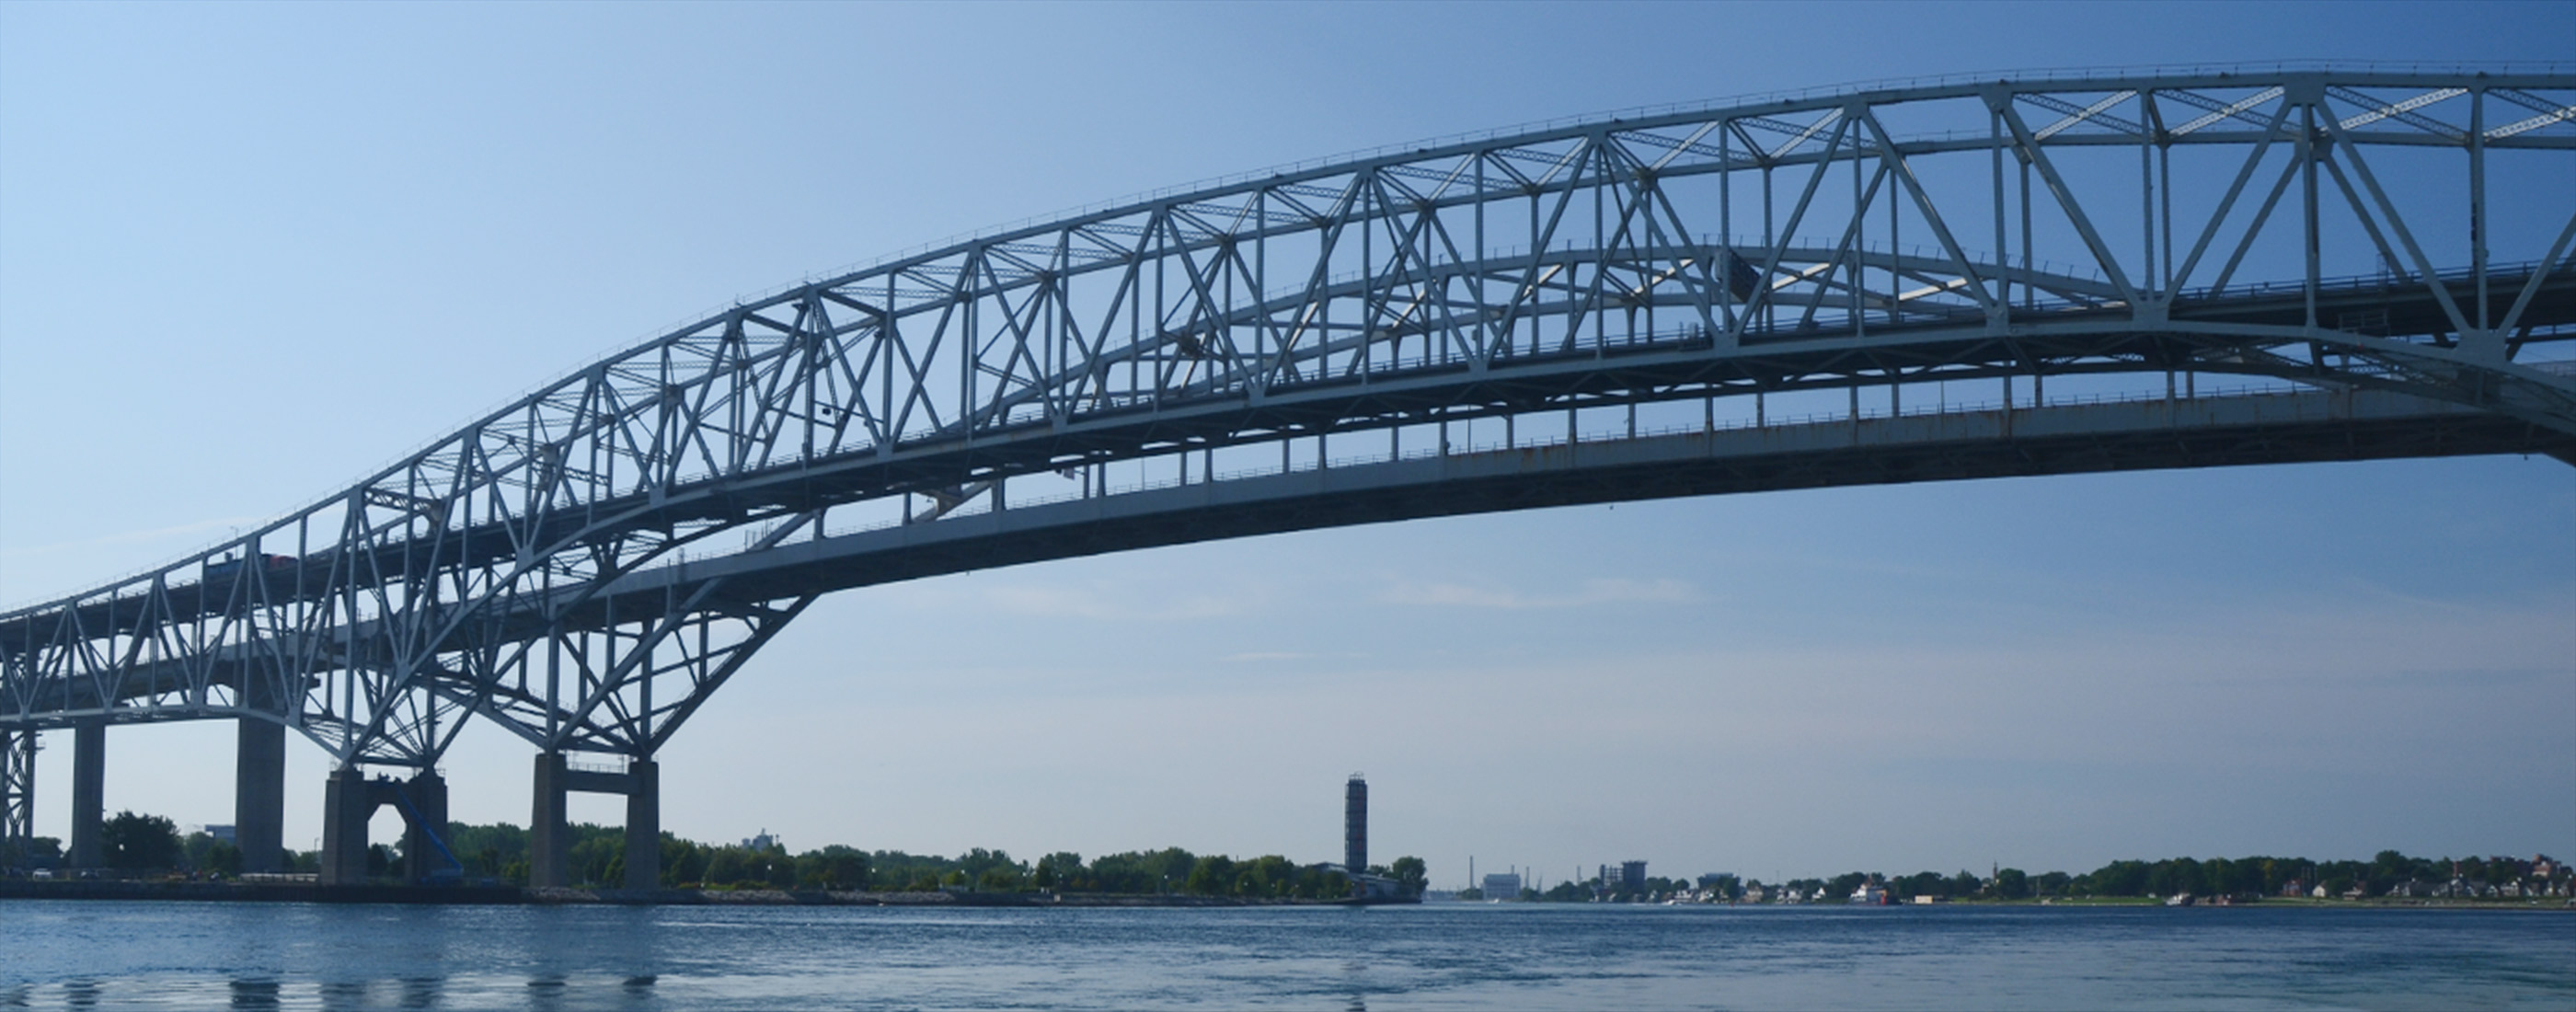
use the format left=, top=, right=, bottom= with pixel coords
left=799, top=378, right=2322, bottom=544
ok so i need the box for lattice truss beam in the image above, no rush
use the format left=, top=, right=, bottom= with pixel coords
left=3, top=69, right=2570, bottom=768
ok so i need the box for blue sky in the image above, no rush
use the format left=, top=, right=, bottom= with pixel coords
left=2, top=1, right=2570, bottom=885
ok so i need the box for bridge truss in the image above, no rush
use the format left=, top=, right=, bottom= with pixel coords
left=3, top=69, right=2572, bottom=847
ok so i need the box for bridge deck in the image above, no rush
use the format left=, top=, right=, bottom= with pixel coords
left=6, top=385, right=2566, bottom=726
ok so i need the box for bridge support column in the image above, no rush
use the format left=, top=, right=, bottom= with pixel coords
left=623, top=759, right=659, bottom=891
left=318, top=766, right=373, bottom=885
left=400, top=770, right=448, bottom=882
left=68, top=720, right=103, bottom=869
left=528, top=751, right=657, bottom=890
left=529, top=752, right=569, bottom=889
left=1, top=730, right=33, bottom=845
left=234, top=718, right=286, bottom=874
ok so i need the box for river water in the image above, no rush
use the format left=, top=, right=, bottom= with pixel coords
left=1, top=900, right=2568, bottom=1010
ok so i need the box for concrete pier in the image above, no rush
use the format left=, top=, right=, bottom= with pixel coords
left=399, top=770, right=448, bottom=882
left=321, top=766, right=456, bottom=885
left=318, top=766, right=371, bottom=885
left=623, top=759, right=660, bottom=891
left=235, top=717, right=286, bottom=873
left=528, top=752, right=658, bottom=890
left=529, top=752, right=569, bottom=889
left=69, top=721, right=104, bottom=869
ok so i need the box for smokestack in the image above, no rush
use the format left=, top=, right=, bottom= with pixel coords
left=1344, top=773, right=1367, bottom=873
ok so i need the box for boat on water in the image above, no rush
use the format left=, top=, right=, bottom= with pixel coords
left=2165, top=892, right=2195, bottom=907
left=1850, top=882, right=1889, bottom=904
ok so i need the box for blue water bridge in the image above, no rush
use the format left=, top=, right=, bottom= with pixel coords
left=5, top=67, right=2570, bottom=887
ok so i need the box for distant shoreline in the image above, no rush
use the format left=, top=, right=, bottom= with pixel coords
left=0, top=880, right=1413, bottom=907
left=5, top=880, right=2563, bottom=911
left=1435, top=895, right=2576, bottom=912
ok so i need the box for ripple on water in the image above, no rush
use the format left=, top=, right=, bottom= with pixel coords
left=0, top=901, right=2568, bottom=1010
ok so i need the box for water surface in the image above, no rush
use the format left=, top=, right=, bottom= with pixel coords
left=2, top=900, right=2568, bottom=1009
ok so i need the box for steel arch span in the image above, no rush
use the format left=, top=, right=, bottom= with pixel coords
left=4, top=67, right=2574, bottom=857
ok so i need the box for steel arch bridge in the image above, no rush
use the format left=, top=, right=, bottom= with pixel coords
left=5, top=67, right=2573, bottom=886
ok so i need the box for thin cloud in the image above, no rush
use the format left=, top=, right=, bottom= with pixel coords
left=1376, top=576, right=1698, bottom=610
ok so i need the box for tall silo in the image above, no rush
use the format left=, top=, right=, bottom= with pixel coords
left=1344, top=774, right=1367, bottom=874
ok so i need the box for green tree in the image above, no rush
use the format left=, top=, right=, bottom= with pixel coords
left=2083, top=860, right=2149, bottom=897
left=661, top=837, right=707, bottom=887
left=1184, top=855, right=1236, bottom=895
left=802, top=846, right=868, bottom=890
left=705, top=846, right=753, bottom=886
left=1237, top=855, right=1297, bottom=898
left=174, top=831, right=242, bottom=876
left=1035, top=851, right=1084, bottom=891
left=1825, top=872, right=1870, bottom=901
left=0, top=835, right=62, bottom=869
left=1389, top=856, right=1428, bottom=895
left=1539, top=880, right=1589, bottom=902
left=100, top=811, right=183, bottom=871
left=956, top=847, right=1018, bottom=882
left=1993, top=868, right=2030, bottom=900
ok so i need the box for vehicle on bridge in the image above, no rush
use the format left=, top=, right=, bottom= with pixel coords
left=202, top=554, right=303, bottom=584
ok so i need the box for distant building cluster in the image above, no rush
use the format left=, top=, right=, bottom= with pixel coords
left=2300, top=856, right=2570, bottom=901
left=1439, top=851, right=2576, bottom=906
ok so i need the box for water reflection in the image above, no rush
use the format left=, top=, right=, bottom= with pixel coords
left=316, top=979, right=372, bottom=1011
left=0, top=903, right=2563, bottom=1010
left=397, top=975, right=441, bottom=1008
left=524, top=974, right=568, bottom=1012
left=227, top=976, right=281, bottom=1009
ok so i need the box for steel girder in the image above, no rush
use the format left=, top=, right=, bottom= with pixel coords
left=1, top=67, right=2570, bottom=773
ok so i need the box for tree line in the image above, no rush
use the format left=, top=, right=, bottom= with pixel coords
left=443, top=822, right=1425, bottom=897
left=0, top=811, right=290, bottom=877
left=1669, top=851, right=2565, bottom=903
left=0, top=811, right=1429, bottom=899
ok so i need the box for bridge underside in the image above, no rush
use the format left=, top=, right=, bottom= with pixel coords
left=627, top=388, right=2574, bottom=613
